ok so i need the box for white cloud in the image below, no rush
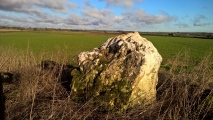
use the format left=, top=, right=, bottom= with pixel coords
left=122, top=9, right=176, bottom=26
left=174, top=23, right=189, bottom=28
left=82, top=9, right=113, bottom=19
left=84, top=1, right=93, bottom=8
left=81, top=8, right=114, bottom=27
left=64, top=14, right=90, bottom=25
left=99, top=0, right=143, bottom=7
left=193, top=14, right=210, bottom=26
left=193, top=22, right=210, bottom=26
left=0, top=0, right=79, bottom=28
left=0, top=0, right=77, bottom=14
left=113, top=16, right=124, bottom=22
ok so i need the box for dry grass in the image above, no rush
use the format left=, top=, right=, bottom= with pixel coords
left=0, top=47, right=213, bottom=120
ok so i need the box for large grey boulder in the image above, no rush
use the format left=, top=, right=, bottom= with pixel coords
left=71, top=32, right=162, bottom=109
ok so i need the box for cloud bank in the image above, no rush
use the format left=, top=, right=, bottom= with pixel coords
left=0, top=0, right=212, bottom=32
left=0, top=0, right=77, bottom=13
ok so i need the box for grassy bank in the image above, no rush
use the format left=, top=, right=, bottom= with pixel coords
left=0, top=47, right=212, bottom=119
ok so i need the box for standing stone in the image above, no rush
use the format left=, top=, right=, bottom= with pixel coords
left=71, top=32, right=162, bottom=109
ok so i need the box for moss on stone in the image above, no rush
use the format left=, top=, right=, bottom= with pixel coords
left=71, top=65, right=133, bottom=109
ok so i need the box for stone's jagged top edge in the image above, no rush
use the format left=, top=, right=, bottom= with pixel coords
left=119, top=31, right=139, bottom=36
left=126, top=31, right=140, bottom=35
left=115, top=31, right=144, bottom=40
left=105, top=31, right=144, bottom=41
left=100, top=31, right=148, bottom=51
left=133, top=31, right=140, bottom=35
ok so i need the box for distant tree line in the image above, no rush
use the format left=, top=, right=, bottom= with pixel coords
left=167, top=32, right=213, bottom=39
left=1, top=26, right=212, bottom=39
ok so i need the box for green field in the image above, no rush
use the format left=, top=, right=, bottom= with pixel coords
left=0, top=31, right=213, bottom=63
left=143, top=35, right=213, bottom=62
left=0, top=31, right=112, bottom=54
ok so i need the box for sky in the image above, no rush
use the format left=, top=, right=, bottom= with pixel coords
left=0, top=0, right=213, bottom=32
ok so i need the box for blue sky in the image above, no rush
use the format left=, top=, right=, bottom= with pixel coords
left=0, top=0, right=212, bottom=32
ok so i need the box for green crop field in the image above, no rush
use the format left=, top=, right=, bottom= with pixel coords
left=143, top=35, right=213, bottom=62
left=0, top=31, right=113, bottom=54
left=0, top=31, right=213, bottom=64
